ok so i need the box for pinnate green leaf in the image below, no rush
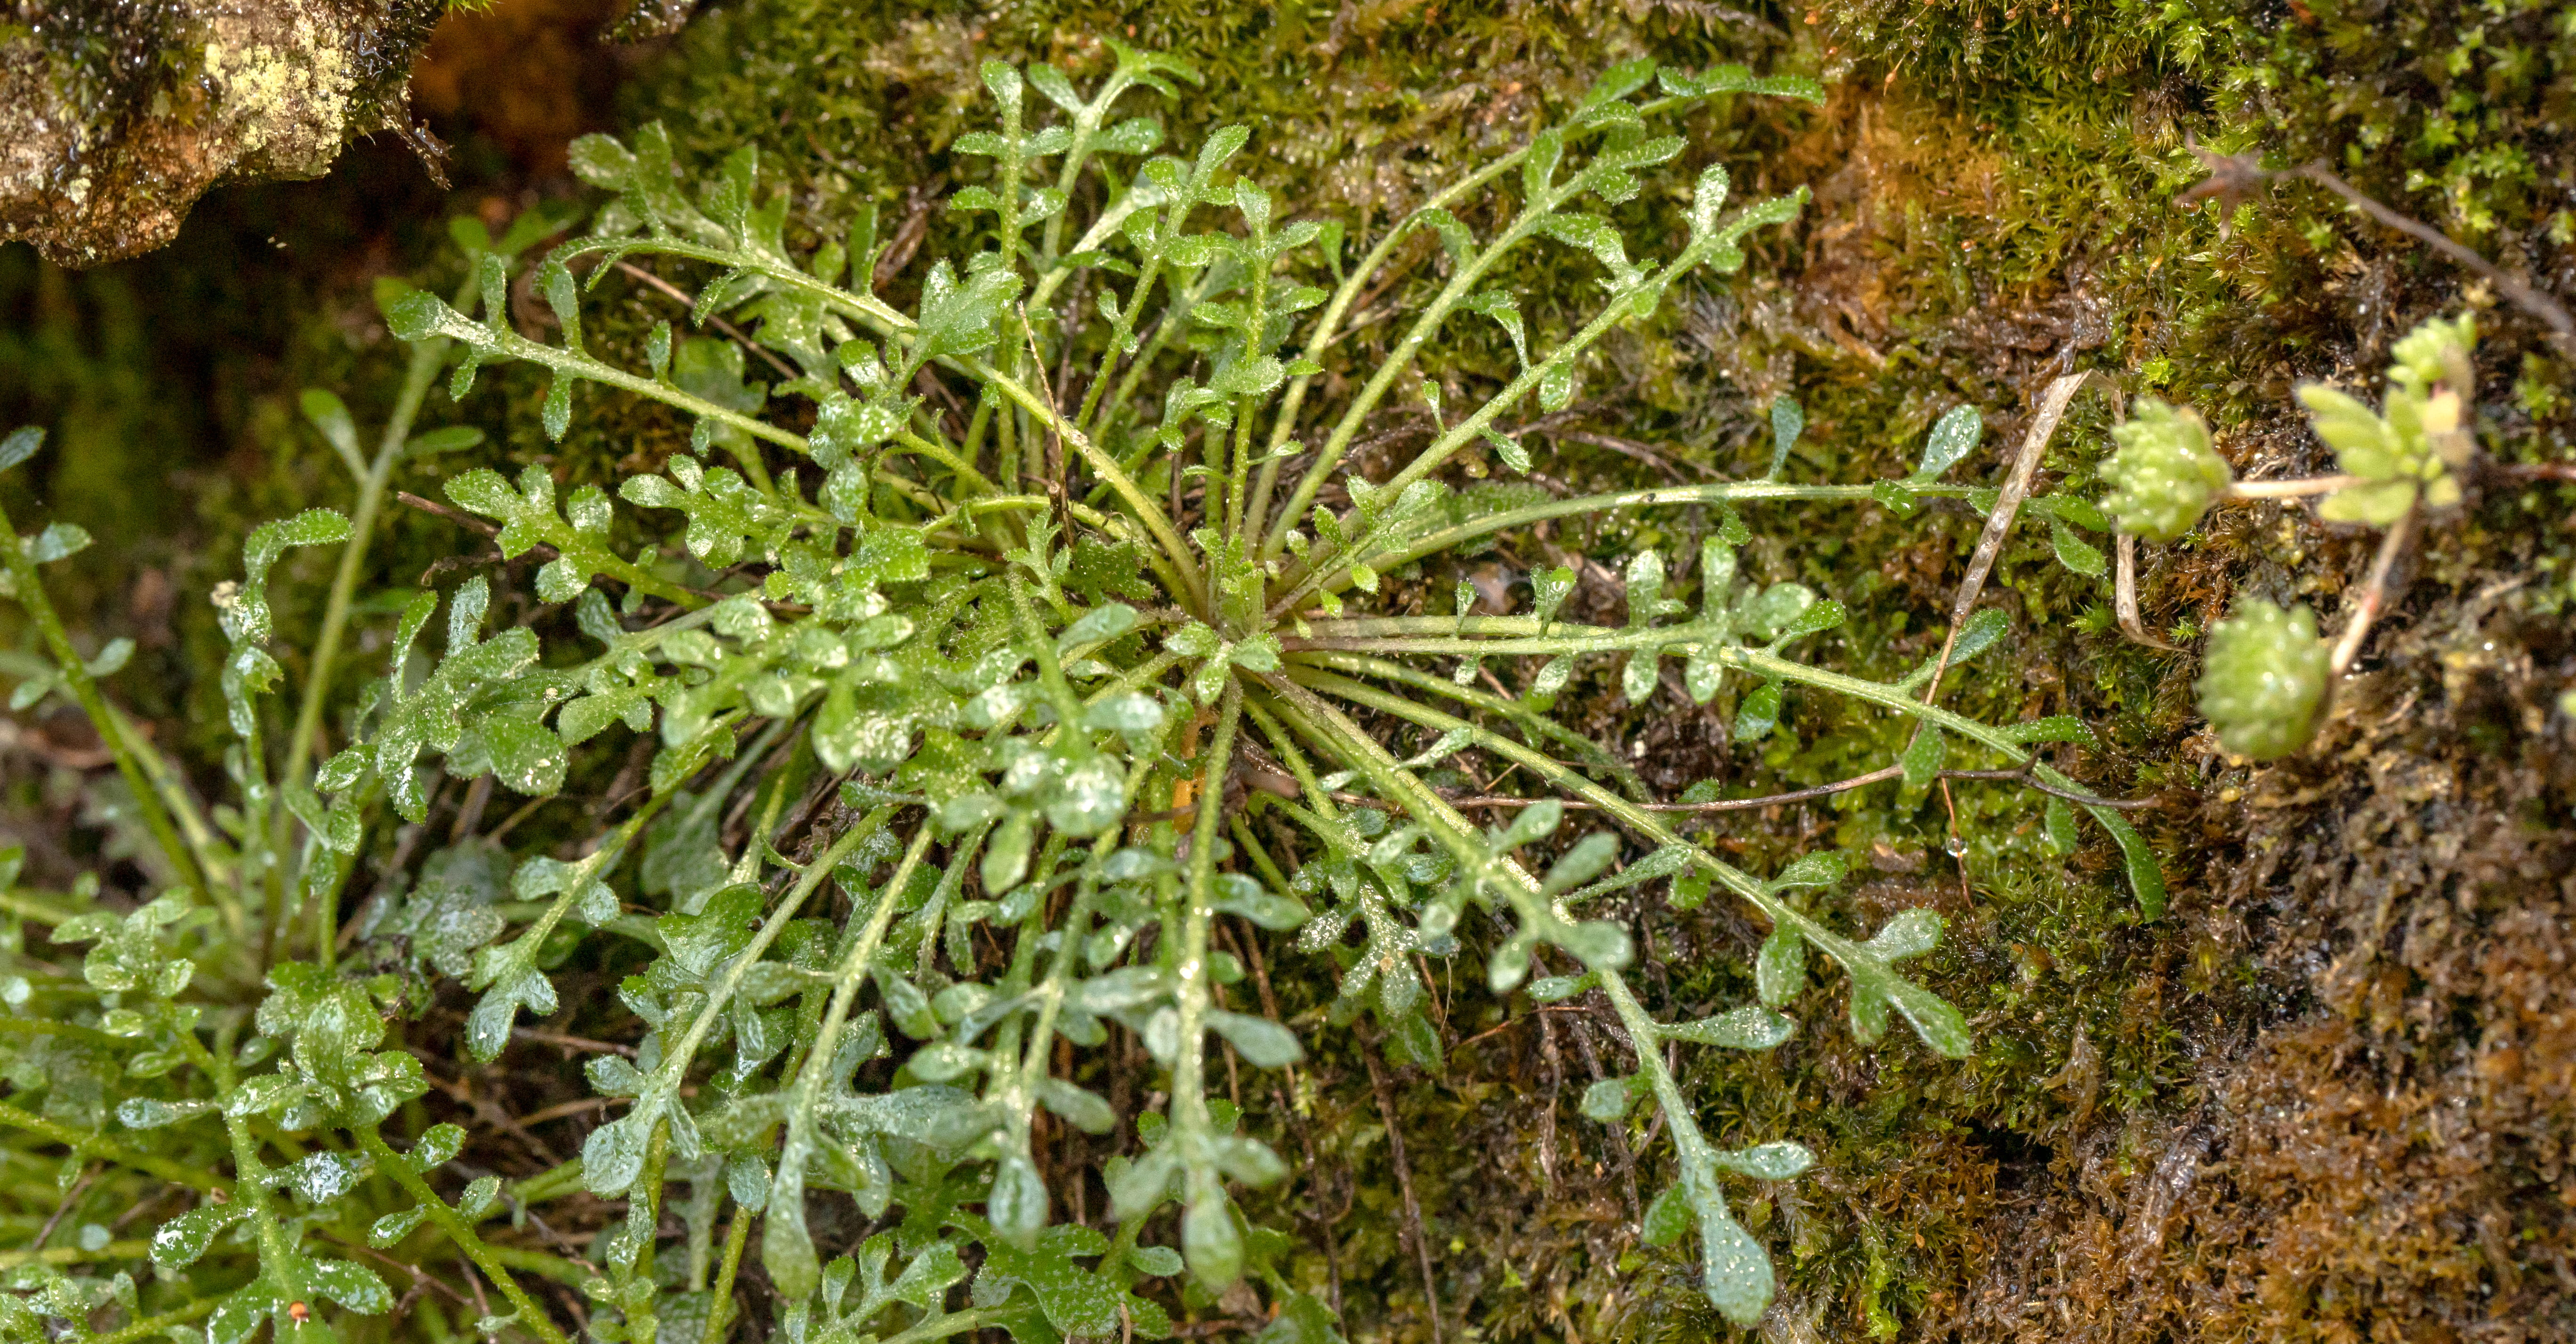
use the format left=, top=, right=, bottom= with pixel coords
left=150, top=1202, right=245, bottom=1269
left=1712, top=1140, right=1814, bottom=1180
left=0, top=426, right=42, bottom=474
left=1912, top=404, right=1983, bottom=481
left=310, top=1260, right=393, bottom=1314
left=1755, top=927, right=1805, bottom=1008
left=1663, top=1005, right=1794, bottom=1050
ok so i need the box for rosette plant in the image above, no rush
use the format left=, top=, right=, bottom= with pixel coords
left=0, top=48, right=2163, bottom=1344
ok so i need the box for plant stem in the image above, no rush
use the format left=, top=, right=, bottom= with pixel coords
left=285, top=272, right=474, bottom=791
left=1592, top=967, right=1739, bottom=1240
left=0, top=494, right=204, bottom=896
left=84, top=1296, right=220, bottom=1344
left=509, top=1159, right=588, bottom=1207
left=762, top=825, right=931, bottom=1290
left=1247, top=151, right=1530, bottom=549
left=1283, top=650, right=1648, bottom=797
left=1170, top=681, right=1244, bottom=1199
left=359, top=1128, right=573, bottom=1344
left=487, top=236, right=1202, bottom=613
left=0, top=889, right=89, bottom=923
left=1339, top=480, right=1974, bottom=592
left=654, top=812, right=888, bottom=1095
left=0, top=1102, right=224, bottom=1192
left=0, top=1017, right=128, bottom=1050
left=877, top=1307, right=1019, bottom=1344
left=1281, top=666, right=1967, bottom=1013
left=699, top=1209, right=752, bottom=1344
left=1265, top=222, right=1788, bottom=613
left=482, top=1242, right=594, bottom=1287
left=0, top=1238, right=149, bottom=1268
left=1262, top=199, right=1549, bottom=567
left=2326, top=502, right=2423, bottom=678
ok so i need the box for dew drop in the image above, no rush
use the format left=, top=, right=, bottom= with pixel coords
left=1944, top=835, right=1968, bottom=857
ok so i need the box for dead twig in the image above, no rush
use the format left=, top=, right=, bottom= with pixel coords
left=400, top=491, right=510, bottom=543
left=1534, top=998, right=1563, bottom=1196
left=499, top=1191, right=602, bottom=1276
left=2180, top=142, right=2576, bottom=365
left=451, top=773, right=495, bottom=846
left=2293, top=164, right=2576, bottom=365
left=873, top=181, right=942, bottom=290
left=32, top=1165, right=96, bottom=1250
left=409, top=1056, right=565, bottom=1167
left=1545, top=429, right=1691, bottom=483
left=483, top=793, right=555, bottom=846
left=341, top=1240, right=471, bottom=1305
left=1561, top=1004, right=1644, bottom=1229
left=611, top=261, right=802, bottom=382
left=1022, top=312, right=1073, bottom=538
left=344, top=820, right=429, bottom=951
left=1448, top=1005, right=1590, bottom=1052
left=515, top=1097, right=615, bottom=1128
left=458, top=1253, right=495, bottom=1324
left=511, top=1028, right=639, bottom=1058
left=2222, top=474, right=2363, bottom=500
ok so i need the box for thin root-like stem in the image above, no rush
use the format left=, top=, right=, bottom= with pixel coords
left=2327, top=502, right=2423, bottom=679
left=1361, top=1041, right=1444, bottom=1344
left=2221, top=474, right=2362, bottom=500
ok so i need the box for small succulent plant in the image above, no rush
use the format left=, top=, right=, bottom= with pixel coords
left=2196, top=599, right=2330, bottom=759
left=2300, top=312, right=2476, bottom=525
left=2101, top=397, right=2232, bottom=542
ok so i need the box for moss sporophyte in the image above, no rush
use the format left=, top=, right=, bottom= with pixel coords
left=0, top=49, right=2206, bottom=1339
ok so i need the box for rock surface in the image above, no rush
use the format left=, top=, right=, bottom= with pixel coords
left=0, top=0, right=445, bottom=266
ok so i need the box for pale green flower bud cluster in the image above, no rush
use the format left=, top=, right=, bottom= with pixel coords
left=2196, top=599, right=2330, bottom=760
left=2101, top=397, right=2232, bottom=541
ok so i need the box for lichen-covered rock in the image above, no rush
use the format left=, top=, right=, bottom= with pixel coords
left=0, top=0, right=446, bottom=266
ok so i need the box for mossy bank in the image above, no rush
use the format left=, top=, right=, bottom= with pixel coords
left=0, top=0, right=2569, bottom=1341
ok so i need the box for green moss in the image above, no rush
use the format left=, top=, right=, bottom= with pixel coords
left=1, top=0, right=2569, bottom=1337
left=568, top=3, right=2575, bottom=1334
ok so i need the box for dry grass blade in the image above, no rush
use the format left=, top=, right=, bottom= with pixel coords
left=2116, top=533, right=2182, bottom=651
left=1921, top=369, right=2122, bottom=707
